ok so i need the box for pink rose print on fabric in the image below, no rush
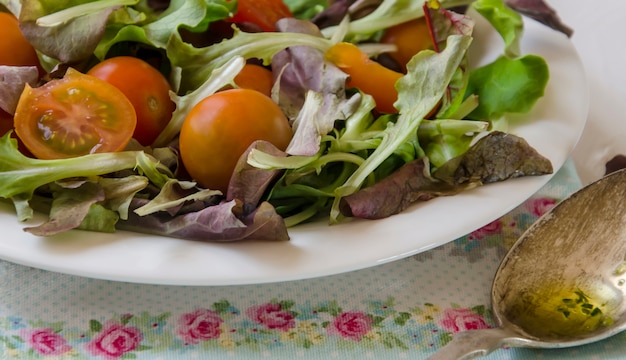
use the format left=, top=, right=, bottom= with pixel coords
left=85, top=321, right=143, bottom=359
left=246, top=303, right=295, bottom=331
left=21, top=328, right=72, bottom=355
left=525, top=197, right=557, bottom=217
left=327, top=311, right=373, bottom=341
left=176, top=308, right=224, bottom=344
left=469, top=219, right=503, bottom=240
left=439, top=308, right=491, bottom=333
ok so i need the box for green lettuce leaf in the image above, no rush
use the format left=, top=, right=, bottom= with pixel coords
left=466, top=54, right=549, bottom=120
left=472, top=0, right=524, bottom=58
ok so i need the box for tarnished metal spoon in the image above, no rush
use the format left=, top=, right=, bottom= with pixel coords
left=429, top=168, right=626, bottom=360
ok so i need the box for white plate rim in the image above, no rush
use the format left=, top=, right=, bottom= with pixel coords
left=0, top=16, right=589, bottom=286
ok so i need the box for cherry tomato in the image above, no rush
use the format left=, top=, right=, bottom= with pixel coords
left=14, top=68, right=137, bottom=159
left=234, top=64, right=274, bottom=97
left=227, top=0, right=294, bottom=32
left=87, top=56, right=175, bottom=146
left=0, top=12, right=41, bottom=70
left=325, top=42, right=403, bottom=114
left=179, top=88, right=292, bottom=192
left=380, top=17, right=433, bottom=72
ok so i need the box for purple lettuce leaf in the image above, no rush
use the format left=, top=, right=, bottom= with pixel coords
left=505, top=0, right=573, bottom=37
left=272, top=18, right=359, bottom=156
left=0, top=65, right=39, bottom=114
left=339, top=158, right=467, bottom=219
left=19, top=1, right=118, bottom=64
left=227, top=140, right=285, bottom=210
left=24, top=181, right=110, bottom=236
left=434, top=130, right=553, bottom=184
left=120, top=199, right=289, bottom=242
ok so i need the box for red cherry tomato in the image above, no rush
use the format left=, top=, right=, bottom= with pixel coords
left=179, top=88, right=292, bottom=192
left=0, top=12, right=41, bottom=70
left=14, top=68, right=137, bottom=159
left=227, top=0, right=294, bottom=32
left=87, top=56, right=175, bottom=146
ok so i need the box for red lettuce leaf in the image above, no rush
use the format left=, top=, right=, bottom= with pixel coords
left=339, top=158, right=465, bottom=219
left=505, top=0, right=573, bottom=37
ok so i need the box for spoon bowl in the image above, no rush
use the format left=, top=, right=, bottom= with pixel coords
left=429, top=168, right=626, bottom=359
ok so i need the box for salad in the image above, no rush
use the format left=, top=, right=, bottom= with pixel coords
left=0, top=0, right=571, bottom=242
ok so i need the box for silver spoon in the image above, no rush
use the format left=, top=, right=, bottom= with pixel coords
left=429, top=168, right=626, bottom=360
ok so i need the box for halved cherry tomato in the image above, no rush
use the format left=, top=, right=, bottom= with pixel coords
left=380, top=17, right=433, bottom=72
left=87, top=56, right=175, bottom=146
left=0, top=12, right=41, bottom=70
left=179, top=88, right=292, bottom=192
left=325, top=42, right=403, bottom=114
left=234, top=64, right=274, bottom=97
left=227, top=0, right=294, bottom=32
left=14, top=68, right=137, bottom=159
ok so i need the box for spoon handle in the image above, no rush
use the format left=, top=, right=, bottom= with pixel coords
left=428, top=328, right=514, bottom=360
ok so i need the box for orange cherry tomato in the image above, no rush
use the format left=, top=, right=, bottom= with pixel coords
left=227, top=0, right=294, bottom=32
left=325, top=42, right=403, bottom=114
left=0, top=12, right=41, bottom=70
left=14, top=68, right=137, bottom=159
left=380, top=17, right=433, bottom=72
left=234, top=64, right=274, bottom=97
left=179, top=88, right=292, bottom=192
left=87, top=56, right=175, bottom=146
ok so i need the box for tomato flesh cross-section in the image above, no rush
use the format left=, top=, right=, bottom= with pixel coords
left=14, top=68, right=137, bottom=159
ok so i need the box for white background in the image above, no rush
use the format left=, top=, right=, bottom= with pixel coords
left=550, top=0, right=626, bottom=184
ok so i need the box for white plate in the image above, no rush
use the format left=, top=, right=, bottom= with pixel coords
left=0, top=16, right=588, bottom=285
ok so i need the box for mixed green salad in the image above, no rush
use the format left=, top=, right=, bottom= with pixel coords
left=0, top=0, right=571, bottom=241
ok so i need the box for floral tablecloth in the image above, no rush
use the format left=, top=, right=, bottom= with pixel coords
left=3, top=160, right=626, bottom=359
